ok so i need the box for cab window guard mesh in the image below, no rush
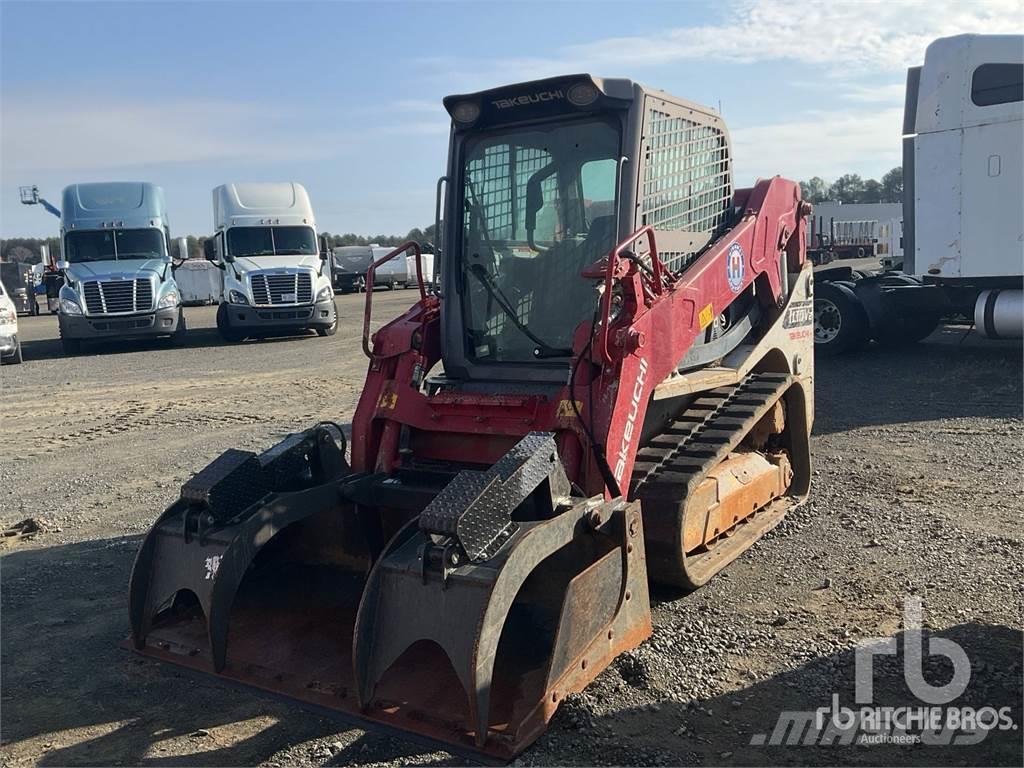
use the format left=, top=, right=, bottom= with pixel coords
left=640, top=106, right=732, bottom=272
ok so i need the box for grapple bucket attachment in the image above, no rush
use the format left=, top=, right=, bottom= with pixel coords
left=128, top=423, right=363, bottom=672
left=128, top=431, right=652, bottom=759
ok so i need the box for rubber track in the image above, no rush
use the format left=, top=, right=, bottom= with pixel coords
left=630, top=371, right=795, bottom=587
left=631, top=371, right=792, bottom=497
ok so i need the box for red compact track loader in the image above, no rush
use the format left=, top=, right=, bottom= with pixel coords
left=128, top=75, right=815, bottom=759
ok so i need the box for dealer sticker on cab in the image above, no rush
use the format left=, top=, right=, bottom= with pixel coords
left=726, top=242, right=745, bottom=292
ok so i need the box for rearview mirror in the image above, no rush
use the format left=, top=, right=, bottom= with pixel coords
left=203, top=239, right=216, bottom=262
left=319, top=234, right=331, bottom=260
left=56, top=260, right=69, bottom=271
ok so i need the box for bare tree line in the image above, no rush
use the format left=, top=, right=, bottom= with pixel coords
left=799, top=167, right=903, bottom=205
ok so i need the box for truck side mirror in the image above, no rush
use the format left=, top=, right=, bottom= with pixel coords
left=319, top=235, right=331, bottom=260
left=203, top=239, right=217, bottom=262
left=219, top=234, right=235, bottom=264
left=56, top=260, right=69, bottom=271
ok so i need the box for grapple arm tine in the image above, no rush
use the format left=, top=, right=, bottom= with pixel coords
left=128, top=425, right=352, bottom=668
left=352, top=433, right=652, bottom=752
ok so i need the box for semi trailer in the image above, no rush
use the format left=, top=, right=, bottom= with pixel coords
left=129, top=74, right=814, bottom=758
left=174, top=259, right=222, bottom=306
left=203, top=183, right=338, bottom=341
left=331, top=244, right=408, bottom=292
left=56, top=182, right=186, bottom=354
left=806, top=202, right=903, bottom=267
left=332, top=244, right=436, bottom=292
left=814, top=34, right=1024, bottom=354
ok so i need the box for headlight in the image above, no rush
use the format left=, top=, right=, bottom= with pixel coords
left=567, top=82, right=600, bottom=107
left=451, top=100, right=481, bottom=124
left=316, top=285, right=333, bottom=303
left=228, top=289, right=249, bottom=305
left=157, top=290, right=179, bottom=309
left=60, top=297, right=83, bottom=315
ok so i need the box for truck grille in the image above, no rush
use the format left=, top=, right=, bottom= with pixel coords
left=82, top=278, right=154, bottom=315
left=250, top=272, right=313, bottom=305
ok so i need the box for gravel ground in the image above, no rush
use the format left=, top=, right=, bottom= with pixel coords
left=1, top=295, right=1021, bottom=768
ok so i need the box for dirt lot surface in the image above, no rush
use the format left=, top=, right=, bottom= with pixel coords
left=2, top=293, right=1021, bottom=767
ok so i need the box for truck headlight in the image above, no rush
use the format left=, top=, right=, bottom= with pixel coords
left=157, top=290, right=180, bottom=309
left=228, top=289, right=249, bottom=305
left=60, top=297, right=83, bottom=315
left=316, top=285, right=333, bottom=303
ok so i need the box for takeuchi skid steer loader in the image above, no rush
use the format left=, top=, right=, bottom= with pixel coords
left=128, top=75, right=815, bottom=759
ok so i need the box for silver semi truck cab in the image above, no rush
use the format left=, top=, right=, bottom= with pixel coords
left=57, top=182, right=185, bottom=354
left=205, top=182, right=337, bottom=341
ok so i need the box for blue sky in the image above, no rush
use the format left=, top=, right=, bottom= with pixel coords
left=1, top=0, right=1017, bottom=237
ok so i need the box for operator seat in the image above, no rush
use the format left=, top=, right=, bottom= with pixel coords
left=526, top=215, right=617, bottom=345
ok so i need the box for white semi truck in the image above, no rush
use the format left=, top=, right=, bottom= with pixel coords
left=814, top=34, right=1023, bottom=354
left=204, top=183, right=338, bottom=341
left=56, top=182, right=186, bottom=354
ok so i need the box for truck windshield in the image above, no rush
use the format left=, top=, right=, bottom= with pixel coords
left=65, top=229, right=166, bottom=263
left=227, top=226, right=317, bottom=257
left=459, top=117, right=620, bottom=363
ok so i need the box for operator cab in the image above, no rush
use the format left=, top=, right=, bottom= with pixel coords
left=439, top=75, right=733, bottom=386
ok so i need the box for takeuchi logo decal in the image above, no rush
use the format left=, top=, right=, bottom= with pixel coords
left=613, top=358, right=649, bottom=484
left=727, top=242, right=745, bottom=293
left=492, top=90, right=565, bottom=109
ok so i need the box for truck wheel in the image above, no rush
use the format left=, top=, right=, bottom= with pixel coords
left=169, top=309, right=188, bottom=347
left=814, top=282, right=869, bottom=356
left=317, top=301, right=339, bottom=337
left=216, top=304, right=244, bottom=342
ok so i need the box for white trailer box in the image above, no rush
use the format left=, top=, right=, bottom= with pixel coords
left=409, top=251, right=435, bottom=287
left=175, top=259, right=222, bottom=305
